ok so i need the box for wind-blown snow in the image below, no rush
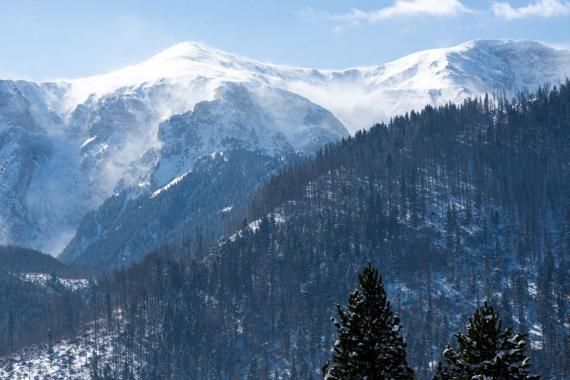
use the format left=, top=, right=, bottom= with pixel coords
left=60, top=40, right=570, bottom=133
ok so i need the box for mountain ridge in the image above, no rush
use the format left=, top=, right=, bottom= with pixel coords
left=49, top=39, right=570, bottom=131
left=0, top=39, right=568, bottom=257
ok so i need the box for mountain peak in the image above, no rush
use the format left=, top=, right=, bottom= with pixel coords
left=62, top=39, right=568, bottom=111
left=56, top=38, right=570, bottom=135
left=148, top=41, right=235, bottom=64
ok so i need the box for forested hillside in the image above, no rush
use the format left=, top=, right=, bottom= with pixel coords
left=242, top=81, right=570, bottom=378
left=49, top=81, right=569, bottom=379
left=2, top=82, right=569, bottom=379
left=0, top=246, right=87, bottom=277
left=0, top=246, right=91, bottom=357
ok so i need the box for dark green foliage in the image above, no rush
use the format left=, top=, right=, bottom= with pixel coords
left=323, top=263, right=413, bottom=380
left=437, top=303, right=539, bottom=379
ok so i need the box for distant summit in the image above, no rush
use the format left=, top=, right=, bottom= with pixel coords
left=59, top=39, right=570, bottom=132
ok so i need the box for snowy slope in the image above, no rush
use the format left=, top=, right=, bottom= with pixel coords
left=0, top=50, right=349, bottom=255
left=59, top=84, right=343, bottom=267
left=150, top=82, right=346, bottom=186
left=0, top=324, right=143, bottom=380
left=0, top=39, right=568, bottom=256
left=284, top=40, right=570, bottom=130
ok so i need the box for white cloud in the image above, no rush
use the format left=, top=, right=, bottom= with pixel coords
left=492, top=0, right=570, bottom=19
left=320, top=0, right=472, bottom=24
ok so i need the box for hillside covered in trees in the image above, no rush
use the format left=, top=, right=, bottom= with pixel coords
left=1, top=82, right=570, bottom=379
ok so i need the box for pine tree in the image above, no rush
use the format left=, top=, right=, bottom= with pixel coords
left=7, top=311, right=14, bottom=353
left=90, top=352, right=100, bottom=380
left=47, top=328, right=54, bottom=359
left=322, top=263, right=414, bottom=380
left=437, top=302, right=539, bottom=379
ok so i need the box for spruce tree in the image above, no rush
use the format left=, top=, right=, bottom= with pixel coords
left=247, top=357, right=258, bottom=380
left=436, top=302, right=539, bottom=379
left=7, top=312, right=14, bottom=353
left=323, top=263, right=413, bottom=380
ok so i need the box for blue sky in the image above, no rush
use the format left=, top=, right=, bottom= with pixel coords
left=1, top=0, right=569, bottom=80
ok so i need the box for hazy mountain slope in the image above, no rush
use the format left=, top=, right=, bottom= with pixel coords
left=295, top=39, right=570, bottom=130
left=0, top=81, right=55, bottom=249
left=59, top=150, right=296, bottom=268
left=59, top=82, right=344, bottom=267
left=1, top=74, right=347, bottom=256
left=61, top=39, right=570, bottom=133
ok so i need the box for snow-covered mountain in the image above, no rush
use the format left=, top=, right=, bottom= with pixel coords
left=0, top=39, right=568, bottom=257
left=61, top=39, right=570, bottom=133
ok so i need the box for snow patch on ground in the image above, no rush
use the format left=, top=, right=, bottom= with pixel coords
left=0, top=324, right=142, bottom=380
left=150, top=170, right=192, bottom=198
left=20, top=273, right=90, bottom=291
left=227, top=212, right=286, bottom=242
left=220, top=206, right=233, bottom=213
left=80, top=136, right=97, bottom=149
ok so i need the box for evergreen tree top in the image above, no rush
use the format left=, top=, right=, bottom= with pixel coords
left=438, top=302, right=539, bottom=380
left=324, top=263, right=413, bottom=380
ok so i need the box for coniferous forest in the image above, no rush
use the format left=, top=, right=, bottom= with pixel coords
left=1, top=82, right=570, bottom=379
